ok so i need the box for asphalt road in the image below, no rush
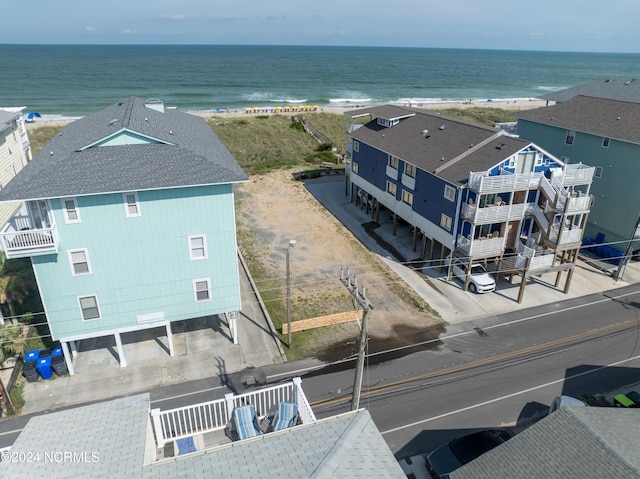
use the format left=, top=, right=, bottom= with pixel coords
left=2, top=284, right=639, bottom=456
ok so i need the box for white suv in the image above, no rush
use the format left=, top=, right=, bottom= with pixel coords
left=447, top=256, right=496, bottom=294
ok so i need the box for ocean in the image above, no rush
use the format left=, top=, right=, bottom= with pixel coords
left=1, top=44, right=639, bottom=118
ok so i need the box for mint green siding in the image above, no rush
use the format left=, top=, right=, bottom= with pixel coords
left=518, top=119, right=640, bottom=245
left=33, top=184, right=241, bottom=340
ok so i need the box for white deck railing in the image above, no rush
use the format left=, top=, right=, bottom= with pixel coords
left=150, top=377, right=316, bottom=448
left=0, top=215, right=59, bottom=259
left=457, top=234, right=504, bottom=256
left=468, top=171, right=543, bottom=193
left=548, top=226, right=583, bottom=245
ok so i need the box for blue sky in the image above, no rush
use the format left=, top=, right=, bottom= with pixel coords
left=4, top=1, right=639, bottom=53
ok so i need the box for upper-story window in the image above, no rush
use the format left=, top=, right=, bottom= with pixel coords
left=388, top=155, right=399, bottom=169
left=353, top=140, right=359, bottom=152
left=444, top=185, right=456, bottom=202
left=193, top=278, right=211, bottom=302
left=68, top=248, right=91, bottom=275
left=594, top=166, right=603, bottom=178
left=79, top=295, right=101, bottom=321
left=189, top=235, right=208, bottom=260
left=402, top=190, right=413, bottom=206
left=602, top=137, right=610, bottom=148
left=352, top=162, right=359, bottom=174
left=565, top=130, right=576, bottom=146
left=440, top=214, right=452, bottom=230
left=123, top=192, right=141, bottom=217
left=405, top=163, right=416, bottom=178
left=386, top=181, right=397, bottom=196
left=63, top=197, right=81, bottom=224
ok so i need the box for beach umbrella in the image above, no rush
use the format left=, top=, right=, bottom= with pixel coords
left=26, top=112, right=41, bottom=120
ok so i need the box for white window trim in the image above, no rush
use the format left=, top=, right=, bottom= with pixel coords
left=78, top=294, right=101, bottom=321
left=602, top=137, right=610, bottom=148
left=68, top=248, right=92, bottom=276
left=188, top=234, right=208, bottom=260
left=440, top=214, right=452, bottom=230
left=386, top=181, right=397, bottom=196
left=565, top=130, right=575, bottom=146
left=193, top=278, right=212, bottom=302
left=352, top=162, right=359, bottom=174
left=594, top=166, right=603, bottom=178
left=123, top=192, right=141, bottom=218
left=388, top=155, right=399, bottom=170
left=62, top=197, right=81, bottom=224
left=405, top=163, right=416, bottom=178
left=444, top=185, right=455, bottom=202
left=353, top=140, right=359, bottom=152
left=402, top=190, right=413, bottom=206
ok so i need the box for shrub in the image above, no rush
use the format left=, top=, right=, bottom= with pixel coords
left=317, top=142, right=334, bottom=152
left=289, top=121, right=305, bottom=132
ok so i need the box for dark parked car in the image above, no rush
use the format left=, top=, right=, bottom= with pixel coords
left=426, top=428, right=514, bottom=478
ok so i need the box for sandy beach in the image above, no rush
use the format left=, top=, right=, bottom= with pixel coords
left=25, top=98, right=549, bottom=131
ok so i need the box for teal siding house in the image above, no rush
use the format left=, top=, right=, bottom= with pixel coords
left=0, top=97, right=248, bottom=374
left=517, top=95, right=640, bottom=247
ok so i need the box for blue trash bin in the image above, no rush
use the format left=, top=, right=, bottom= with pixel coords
left=25, top=350, right=40, bottom=362
left=36, top=356, right=53, bottom=380
left=52, top=346, right=63, bottom=357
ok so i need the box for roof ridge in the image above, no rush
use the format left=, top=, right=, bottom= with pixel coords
left=434, top=131, right=504, bottom=174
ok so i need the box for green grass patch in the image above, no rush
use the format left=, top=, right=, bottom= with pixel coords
left=433, top=107, right=517, bottom=127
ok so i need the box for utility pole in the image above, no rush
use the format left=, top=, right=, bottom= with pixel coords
left=341, top=267, right=373, bottom=411
left=614, top=213, right=640, bottom=281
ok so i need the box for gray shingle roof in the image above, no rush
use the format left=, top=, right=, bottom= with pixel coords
left=0, top=395, right=403, bottom=478
left=0, top=97, right=248, bottom=202
left=146, top=409, right=404, bottom=479
left=517, top=95, right=640, bottom=145
left=451, top=407, right=640, bottom=479
left=0, top=109, right=20, bottom=131
left=538, top=78, right=640, bottom=104
left=349, top=106, right=527, bottom=185
left=0, top=394, right=150, bottom=478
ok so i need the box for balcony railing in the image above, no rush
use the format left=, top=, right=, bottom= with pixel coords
left=461, top=201, right=533, bottom=224
left=548, top=226, right=583, bottom=246
left=560, top=164, right=595, bottom=186
left=457, top=234, right=504, bottom=256
left=468, top=171, right=542, bottom=193
left=150, top=377, right=316, bottom=449
left=0, top=215, right=59, bottom=259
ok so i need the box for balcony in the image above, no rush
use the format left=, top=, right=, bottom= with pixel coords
left=547, top=226, right=583, bottom=247
left=0, top=215, right=59, bottom=259
left=468, top=171, right=542, bottom=193
left=150, top=377, right=316, bottom=455
left=461, top=201, right=533, bottom=224
left=457, top=234, right=505, bottom=257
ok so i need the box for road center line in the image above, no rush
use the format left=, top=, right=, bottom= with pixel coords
left=381, top=353, right=640, bottom=435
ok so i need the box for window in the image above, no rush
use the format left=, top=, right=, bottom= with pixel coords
left=352, top=162, right=359, bottom=174
left=565, top=130, right=575, bottom=145
left=68, top=249, right=91, bottom=275
left=402, top=190, right=413, bottom=206
left=388, top=155, right=399, bottom=169
left=193, top=278, right=211, bottom=302
left=405, top=163, right=416, bottom=178
left=63, top=197, right=81, bottom=223
left=353, top=140, right=359, bottom=152
left=602, top=137, right=610, bottom=148
left=123, top=192, right=141, bottom=217
left=79, top=295, right=100, bottom=321
left=440, top=214, right=452, bottom=230
left=386, top=181, right=397, bottom=196
left=444, top=185, right=456, bottom=202
left=189, top=235, right=208, bottom=260
left=594, top=166, right=603, bottom=178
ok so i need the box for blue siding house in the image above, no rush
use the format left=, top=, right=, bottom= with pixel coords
left=0, top=97, right=248, bottom=374
left=345, top=105, right=594, bottom=301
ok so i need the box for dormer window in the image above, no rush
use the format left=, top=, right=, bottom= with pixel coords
left=377, top=118, right=399, bottom=128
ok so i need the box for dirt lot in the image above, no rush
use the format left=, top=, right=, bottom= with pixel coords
left=235, top=170, right=443, bottom=359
